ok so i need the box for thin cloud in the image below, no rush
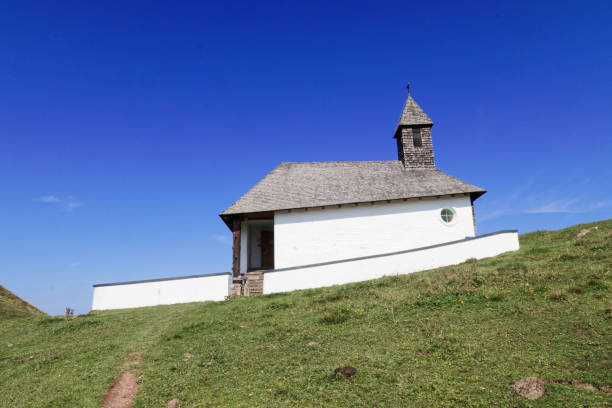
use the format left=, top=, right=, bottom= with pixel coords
left=480, top=196, right=612, bottom=221
left=65, top=200, right=82, bottom=210
left=590, top=199, right=612, bottom=211
left=35, top=195, right=61, bottom=203
left=525, top=198, right=582, bottom=214
left=209, top=233, right=232, bottom=245
left=479, top=209, right=507, bottom=222
left=34, top=195, right=82, bottom=211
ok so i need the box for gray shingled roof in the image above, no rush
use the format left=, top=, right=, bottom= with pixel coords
left=220, top=161, right=485, bottom=217
left=397, top=95, right=434, bottom=128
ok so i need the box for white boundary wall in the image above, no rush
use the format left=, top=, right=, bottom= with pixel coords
left=264, top=230, right=519, bottom=294
left=92, top=273, right=231, bottom=311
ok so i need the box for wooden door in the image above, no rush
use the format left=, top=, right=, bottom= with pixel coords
left=260, top=230, right=274, bottom=269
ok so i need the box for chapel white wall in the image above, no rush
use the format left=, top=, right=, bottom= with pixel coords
left=274, top=195, right=475, bottom=269
left=91, top=273, right=230, bottom=311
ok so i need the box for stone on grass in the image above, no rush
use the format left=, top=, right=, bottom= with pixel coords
left=333, top=366, right=357, bottom=378
left=512, top=377, right=546, bottom=400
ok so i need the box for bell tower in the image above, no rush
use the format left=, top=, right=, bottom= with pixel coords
left=394, top=83, right=435, bottom=169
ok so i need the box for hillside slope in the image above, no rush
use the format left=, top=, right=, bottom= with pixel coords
left=0, top=285, right=46, bottom=320
left=0, top=220, right=610, bottom=407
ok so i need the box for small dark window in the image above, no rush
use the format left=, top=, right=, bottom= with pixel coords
left=412, top=128, right=422, bottom=147
left=440, top=208, right=455, bottom=223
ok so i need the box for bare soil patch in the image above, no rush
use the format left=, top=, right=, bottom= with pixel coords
left=511, top=377, right=546, bottom=400
left=552, top=379, right=612, bottom=394
left=576, top=226, right=598, bottom=239
left=102, top=353, right=143, bottom=408
left=166, top=398, right=180, bottom=408
left=572, top=381, right=598, bottom=392
left=102, top=371, right=141, bottom=408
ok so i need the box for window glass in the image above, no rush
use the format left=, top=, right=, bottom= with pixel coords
left=441, top=208, right=455, bottom=223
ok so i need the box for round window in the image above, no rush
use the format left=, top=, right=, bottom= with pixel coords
left=440, top=208, right=455, bottom=223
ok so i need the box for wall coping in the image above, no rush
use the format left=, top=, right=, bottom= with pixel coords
left=265, top=229, right=518, bottom=274
left=93, top=271, right=231, bottom=288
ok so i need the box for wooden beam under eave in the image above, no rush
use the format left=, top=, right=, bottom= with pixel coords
left=232, top=217, right=241, bottom=278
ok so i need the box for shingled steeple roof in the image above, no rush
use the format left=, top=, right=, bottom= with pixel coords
left=395, top=83, right=433, bottom=132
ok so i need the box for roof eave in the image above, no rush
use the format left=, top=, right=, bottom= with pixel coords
left=219, top=213, right=234, bottom=230
left=221, top=190, right=485, bottom=219
left=470, top=190, right=487, bottom=202
left=393, top=121, right=434, bottom=138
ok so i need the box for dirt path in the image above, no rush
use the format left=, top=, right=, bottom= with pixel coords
left=101, top=308, right=184, bottom=408
left=102, top=371, right=140, bottom=408
left=102, top=354, right=142, bottom=408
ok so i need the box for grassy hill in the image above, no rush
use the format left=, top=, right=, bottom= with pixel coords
left=0, top=220, right=610, bottom=407
left=0, top=285, right=46, bottom=320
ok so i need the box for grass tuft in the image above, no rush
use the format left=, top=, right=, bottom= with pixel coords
left=319, top=307, right=352, bottom=324
left=549, top=289, right=568, bottom=301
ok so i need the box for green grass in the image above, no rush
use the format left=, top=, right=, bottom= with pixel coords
left=0, top=285, right=46, bottom=320
left=1, top=220, right=611, bottom=407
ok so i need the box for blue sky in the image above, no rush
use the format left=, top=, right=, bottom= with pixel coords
left=1, top=1, right=610, bottom=315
